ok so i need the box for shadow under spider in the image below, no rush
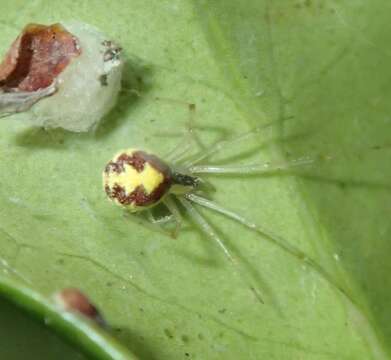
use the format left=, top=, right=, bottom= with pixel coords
left=144, top=197, right=282, bottom=310
left=177, top=215, right=284, bottom=313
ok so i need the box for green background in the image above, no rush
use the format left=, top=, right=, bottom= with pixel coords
left=0, top=0, right=390, bottom=359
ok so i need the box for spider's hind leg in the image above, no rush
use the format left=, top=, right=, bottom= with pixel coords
left=185, top=193, right=349, bottom=298
left=177, top=197, right=264, bottom=304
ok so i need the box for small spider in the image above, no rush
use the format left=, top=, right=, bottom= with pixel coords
left=102, top=121, right=325, bottom=302
left=102, top=40, right=122, bottom=62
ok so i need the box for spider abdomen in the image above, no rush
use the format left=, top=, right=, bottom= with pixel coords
left=103, top=149, right=173, bottom=212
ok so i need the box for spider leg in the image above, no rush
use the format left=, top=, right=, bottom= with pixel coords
left=162, top=100, right=206, bottom=165
left=185, top=102, right=206, bottom=151
left=185, top=193, right=349, bottom=298
left=145, top=198, right=183, bottom=238
left=147, top=209, right=174, bottom=225
left=119, top=88, right=142, bottom=97
left=177, top=197, right=264, bottom=304
left=165, top=140, right=193, bottom=164
left=188, top=156, right=318, bottom=175
left=186, top=193, right=306, bottom=257
left=182, top=118, right=287, bottom=167
left=123, top=211, right=173, bottom=238
left=156, top=99, right=203, bottom=150
left=163, top=195, right=183, bottom=238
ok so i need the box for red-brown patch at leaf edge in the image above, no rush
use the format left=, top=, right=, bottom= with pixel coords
left=0, top=23, right=81, bottom=92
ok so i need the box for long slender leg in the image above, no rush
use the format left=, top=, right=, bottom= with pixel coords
left=185, top=193, right=349, bottom=298
left=188, top=156, right=317, bottom=175
left=162, top=103, right=195, bottom=163
left=124, top=211, right=173, bottom=238
left=120, top=88, right=142, bottom=97
left=163, top=136, right=194, bottom=165
left=157, top=97, right=202, bottom=163
left=165, top=141, right=193, bottom=165
left=182, top=118, right=288, bottom=167
left=157, top=99, right=204, bottom=151
left=186, top=103, right=206, bottom=151
left=145, top=198, right=183, bottom=238
left=155, top=98, right=232, bottom=165
left=163, top=196, right=183, bottom=238
left=147, top=209, right=174, bottom=225
left=177, top=197, right=264, bottom=304
left=186, top=194, right=306, bottom=257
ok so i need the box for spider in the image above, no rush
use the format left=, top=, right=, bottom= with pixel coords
left=101, top=119, right=337, bottom=303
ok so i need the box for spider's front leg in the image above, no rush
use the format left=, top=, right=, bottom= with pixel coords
left=177, top=196, right=264, bottom=304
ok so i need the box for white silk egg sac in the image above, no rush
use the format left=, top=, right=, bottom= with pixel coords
left=0, top=21, right=124, bottom=132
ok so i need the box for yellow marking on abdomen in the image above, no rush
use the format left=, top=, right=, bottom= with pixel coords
left=106, top=162, right=164, bottom=195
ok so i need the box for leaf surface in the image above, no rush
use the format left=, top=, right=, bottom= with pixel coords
left=0, top=1, right=390, bottom=359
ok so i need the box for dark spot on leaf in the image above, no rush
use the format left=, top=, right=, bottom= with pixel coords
left=99, top=74, right=108, bottom=86
left=181, top=334, right=190, bottom=344
left=164, top=328, right=174, bottom=339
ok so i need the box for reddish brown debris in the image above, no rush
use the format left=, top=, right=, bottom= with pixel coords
left=56, top=288, right=105, bottom=326
left=0, top=23, right=81, bottom=92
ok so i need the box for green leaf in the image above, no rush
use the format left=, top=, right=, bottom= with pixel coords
left=0, top=0, right=390, bottom=359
